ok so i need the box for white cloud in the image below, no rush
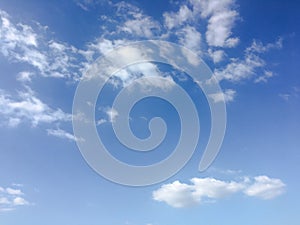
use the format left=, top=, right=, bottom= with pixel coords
left=0, top=185, right=30, bottom=212
left=121, top=17, right=160, bottom=38
left=47, top=128, right=77, bottom=142
left=153, top=181, right=198, bottom=208
left=0, top=10, right=81, bottom=80
left=246, top=38, right=283, bottom=53
left=105, top=107, right=118, bottom=123
left=189, top=0, right=239, bottom=47
left=244, top=176, right=286, bottom=199
left=209, top=89, right=236, bottom=103
left=6, top=188, right=23, bottom=196
left=254, top=70, right=274, bottom=83
left=206, top=10, right=239, bottom=47
left=208, top=49, right=225, bottom=63
left=0, top=88, right=71, bottom=127
left=12, top=197, right=29, bottom=206
left=17, top=71, right=34, bottom=83
left=177, top=25, right=202, bottom=52
left=214, top=53, right=265, bottom=82
left=163, top=5, right=193, bottom=29
left=153, top=175, right=285, bottom=208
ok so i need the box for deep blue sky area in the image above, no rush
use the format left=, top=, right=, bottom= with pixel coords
left=0, top=1, right=299, bottom=225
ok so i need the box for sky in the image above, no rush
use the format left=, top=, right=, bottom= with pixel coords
left=0, top=0, right=299, bottom=224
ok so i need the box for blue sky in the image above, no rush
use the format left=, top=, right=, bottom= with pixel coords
left=0, top=0, right=299, bottom=224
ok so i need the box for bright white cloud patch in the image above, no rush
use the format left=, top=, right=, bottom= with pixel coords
left=153, top=175, right=285, bottom=208
left=0, top=185, right=30, bottom=212
left=189, top=0, right=239, bottom=47
left=0, top=88, right=71, bottom=127
left=244, top=176, right=286, bottom=199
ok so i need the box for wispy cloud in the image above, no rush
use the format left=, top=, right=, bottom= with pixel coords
left=0, top=10, right=81, bottom=80
left=153, top=175, right=285, bottom=208
left=0, top=87, right=71, bottom=127
left=47, top=128, right=77, bottom=142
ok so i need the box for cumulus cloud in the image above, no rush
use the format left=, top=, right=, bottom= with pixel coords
left=189, top=0, right=239, bottom=47
left=0, top=185, right=30, bottom=212
left=153, top=175, right=285, bottom=208
left=177, top=25, right=202, bottom=52
left=244, top=176, right=286, bottom=199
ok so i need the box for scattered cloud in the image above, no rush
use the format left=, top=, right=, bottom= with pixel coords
left=0, top=10, right=81, bottom=80
left=246, top=38, right=283, bottom=54
left=0, top=87, right=71, bottom=127
left=0, top=185, right=30, bottom=212
left=163, top=5, right=193, bottom=29
left=105, top=107, right=118, bottom=123
left=153, top=175, right=285, bottom=208
left=47, top=128, right=77, bottom=142
left=209, top=89, right=236, bottom=103
left=214, top=53, right=265, bottom=82
left=254, top=70, right=274, bottom=83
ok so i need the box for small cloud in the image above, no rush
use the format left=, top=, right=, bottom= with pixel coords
left=47, top=128, right=77, bottom=142
left=255, top=70, right=274, bottom=83
left=279, top=93, right=290, bottom=101
left=13, top=197, right=29, bottom=206
left=17, top=71, right=34, bottom=83
left=105, top=107, right=118, bottom=123
left=209, top=89, right=236, bottom=103
left=96, top=118, right=107, bottom=126
left=208, top=49, right=225, bottom=63
left=0, top=185, right=30, bottom=212
left=6, top=188, right=23, bottom=196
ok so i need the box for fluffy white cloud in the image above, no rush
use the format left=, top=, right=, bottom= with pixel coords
left=0, top=185, right=30, bottom=212
left=189, top=0, right=239, bottom=47
left=153, top=175, right=285, bottom=208
left=244, top=176, right=286, bottom=199
left=177, top=25, right=202, bottom=52
left=5, top=188, right=23, bottom=196
left=12, top=197, right=29, bottom=206
left=0, top=88, right=71, bottom=127
left=208, top=49, right=225, bottom=63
